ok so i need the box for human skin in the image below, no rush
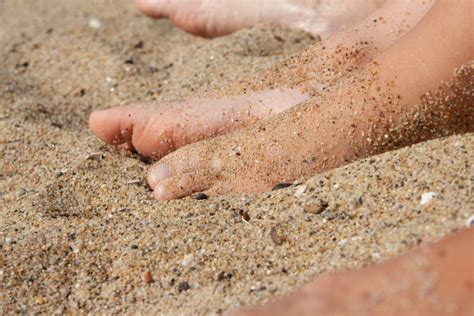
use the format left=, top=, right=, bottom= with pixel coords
left=89, top=1, right=473, bottom=314
left=233, top=227, right=474, bottom=316
left=90, top=0, right=433, bottom=159
left=145, top=0, right=473, bottom=200
left=133, top=0, right=387, bottom=38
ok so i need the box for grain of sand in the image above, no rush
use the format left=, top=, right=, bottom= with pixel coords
left=1, top=0, right=473, bottom=314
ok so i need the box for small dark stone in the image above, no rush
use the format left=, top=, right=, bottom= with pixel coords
left=124, top=58, right=134, bottom=64
left=272, top=183, right=292, bottom=191
left=55, top=170, right=64, bottom=177
left=133, top=40, right=144, bottom=49
left=195, top=193, right=208, bottom=200
left=143, top=271, right=153, bottom=284
left=15, top=61, right=29, bottom=69
left=320, top=209, right=337, bottom=220
left=274, top=35, right=285, bottom=42
left=241, top=210, right=250, bottom=222
left=270, top=226, right=286, bottom=245
left=178, top=281, right=190, bottom=292
left=217, top=271, right=225, bottom=281
left=130, top=244, right=139, bottom=249
left=51, top=121, right=63, bottom=129
left=67, top=233, right=76, bottom=241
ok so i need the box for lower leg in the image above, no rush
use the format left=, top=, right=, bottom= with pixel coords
left=236, top=228, right=474, bottom=316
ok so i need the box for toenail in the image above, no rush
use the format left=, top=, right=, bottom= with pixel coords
left=151, top=164, right=172, bottom=183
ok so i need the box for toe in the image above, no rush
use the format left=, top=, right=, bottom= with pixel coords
left=148, top=162, right=173, bottom=187
left=90, top=103, right=172, bottom=158
left=133, top=0, right=170, bottom=19
left=89, top=105, right=138, bottom=145
left=147, top=145, right=218, bottom=188
left=153, top=170, right=217, bottom=200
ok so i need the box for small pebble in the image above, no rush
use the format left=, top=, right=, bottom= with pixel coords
left=86, top=152, right=104, bottom=161
left=466, top=215, right=474, bottom=227
left=304, top=202, right=327, bottom=214
left=240, top=210, right=251, bottom=222
left=143, top=271, right=153, bottom=284
left=134, top=40, right=144, bottom=49
left=178, top=281, right=190, bottom=292
left=217, top=271, right=226, bottom=281
left=126, top=179, right=142, bottom=185
left=270, top=227, right=286, bottom=245
left=354, top=196, right=364, bottom=206
left=88, top=18, right=102, bottom=29
left=420, top=192, right=436, bottom=205
left=105, top=77, right=117, bottom=88
left=294, top=185, right=307, bottom=198
left=55, top=170, right=64, bottom=177
left=5, top=237, right=12, bottom=244
left=34, top=296, right=46, bottom=305
left=195, top=193, right=208, bottom=200
left=180, top=254, right=194, bottom=267
left=320, top=208, right=338, bottom=220
left=272, top=183, right=292, bottom=191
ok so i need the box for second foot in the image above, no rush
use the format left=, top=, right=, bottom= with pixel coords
left=133, top=0, right=384, bottom=38
left=234, top=228, right=474, bottom=316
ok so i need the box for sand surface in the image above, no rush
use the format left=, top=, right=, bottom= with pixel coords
left=1, top=0, right=473, bottom=314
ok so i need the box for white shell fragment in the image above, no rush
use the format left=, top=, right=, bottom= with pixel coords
left=89, top=18, right=102, bottom=29
left=180, top=254, right=194, bottom=267
left=420, top=192, right=436, bottom=205
left=466, top=215, right=474, bottom=227
left=294, top=185, right=307, bottom=198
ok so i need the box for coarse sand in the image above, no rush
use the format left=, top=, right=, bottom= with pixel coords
left=0, top=0, right=473, bottom=314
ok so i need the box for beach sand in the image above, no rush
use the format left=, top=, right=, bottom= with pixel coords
left=1, top=0, right=473, bottom=314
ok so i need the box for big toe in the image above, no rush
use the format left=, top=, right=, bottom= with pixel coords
left=133, top=0, right=170, bottom=18
left=90, top=103, right=184, bottom=159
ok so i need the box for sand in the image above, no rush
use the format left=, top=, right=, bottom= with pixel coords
left=0, top=0, right=473, bottom=314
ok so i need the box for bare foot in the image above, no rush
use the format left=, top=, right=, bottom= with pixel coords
left=90, top=0, right=433, bottom=160
left=234, top=228, right=474, bottom=316
left=133, top=0, right=385, bottom=38
left=145, top=0, right=473, bottom=200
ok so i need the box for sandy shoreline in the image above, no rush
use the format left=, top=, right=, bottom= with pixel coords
left=1, top=0, right=473, bottom=314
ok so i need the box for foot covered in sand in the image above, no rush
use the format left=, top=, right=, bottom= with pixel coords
left=133, top=0, right=384, bottom=38
left=141, top=0, right=473, bottom=200
left=145, top=57, right=471, bottom=200
left=94, top=0, right=435, bottom=158
left=92, top=0, right=472, bottom=200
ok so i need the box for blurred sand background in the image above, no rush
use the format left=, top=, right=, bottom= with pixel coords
left=0, top=0, right=472, bottom=314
